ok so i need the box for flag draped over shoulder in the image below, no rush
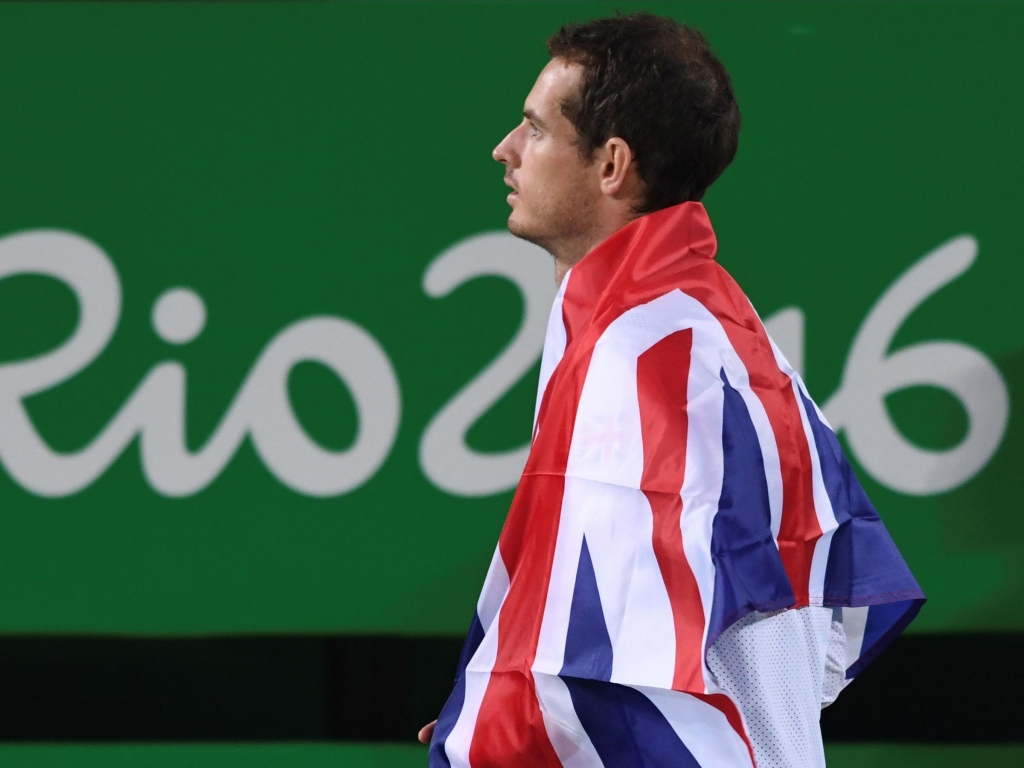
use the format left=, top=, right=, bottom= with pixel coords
left=429, top=202, right=925, bottom=768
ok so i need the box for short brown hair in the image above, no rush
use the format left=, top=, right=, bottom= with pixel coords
left=547, top=13, right=741, bottom=213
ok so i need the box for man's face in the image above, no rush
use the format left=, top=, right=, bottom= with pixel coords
left=493, top=59, right=600, bottom=252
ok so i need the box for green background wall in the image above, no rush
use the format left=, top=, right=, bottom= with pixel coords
left=2, top=744, right=1024, bottom=768
left=0, top=0, right=1021, bottom=764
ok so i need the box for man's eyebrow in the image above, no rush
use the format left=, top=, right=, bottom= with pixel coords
left=523, top=108, right=547, bottom=129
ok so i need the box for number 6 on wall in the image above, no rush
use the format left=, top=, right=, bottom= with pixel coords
left=823, top=235, right=1009, bottom=496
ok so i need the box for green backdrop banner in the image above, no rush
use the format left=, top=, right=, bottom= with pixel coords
left=3, top=744, right=1024, bottom=768
left=0, top=1, right=1022, bottom=635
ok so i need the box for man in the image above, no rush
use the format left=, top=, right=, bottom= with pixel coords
left=421, top=14, right=923, bottom=767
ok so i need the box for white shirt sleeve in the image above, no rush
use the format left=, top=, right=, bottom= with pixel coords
left=706, top=606, right=845, bottom=768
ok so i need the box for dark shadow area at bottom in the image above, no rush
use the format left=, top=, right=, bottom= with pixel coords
left=0, top=633, right=1018, bottom=742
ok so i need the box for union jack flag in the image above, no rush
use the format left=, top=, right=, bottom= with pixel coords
left=429, top=202, right=924, bottom=767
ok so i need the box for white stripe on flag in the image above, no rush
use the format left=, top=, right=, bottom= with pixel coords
left=636, top=685, right=755, bottom=768
left=533, top=479, right=586, bottom=677
left=792, top=377, right=839, bottom=606
left=535, top=270, right=569, bottom=430
left=534, top=672, right=605, bottom=768
left=670, top=290, right=784, bottom=542
left=842, top=605, right=869, bottom=669
left=444, top=552, right=508, bottom=768
left=444, top=632, right=500, bottom=767
left=623, top=289, right=778, bottom=689
left=567, top=302, right=686, bottom=690
left=573, top=477, right=676, bottom=690
left=477, top=546, right=510, bottom=634
left=677, top=355, right=725, bottom=692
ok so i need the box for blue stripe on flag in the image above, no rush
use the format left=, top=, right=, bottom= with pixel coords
left=862, top=600, right=915, bottom=652
left=561, top=678, right=702, bottom=767
left=795, top=386, right=924, bottom=678
left=457, top=612, right=485, bottom=680
left=427, top=670, right=464, bottom=768
left=707, top=369, right=795, bottom=649
left=427, top=612, right=484, bottom=768
left=561, top=536, right=613, bottom=681
left=845, top=598, right=922, bottom=679
left=795, top=387, right=923, bottom=605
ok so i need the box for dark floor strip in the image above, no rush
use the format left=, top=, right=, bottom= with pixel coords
left=820, top=633, right=1021, bottom=742
left=0, top=633, right=1018, bottom=742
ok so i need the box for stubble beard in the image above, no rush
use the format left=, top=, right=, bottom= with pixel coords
left=506, top=187, right=595, bottom=264
left=506, top=211, right=550, bottom=252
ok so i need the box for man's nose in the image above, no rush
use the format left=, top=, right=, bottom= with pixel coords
left=492, top=128, right=519, bottom=166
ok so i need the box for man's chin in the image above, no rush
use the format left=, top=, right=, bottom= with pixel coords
left=507, top=213, right=540, bottom=245
left=506, top=211, right=557, bottom=254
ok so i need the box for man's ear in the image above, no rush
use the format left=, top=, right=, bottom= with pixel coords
left=597, top=137, right=636, bottom=197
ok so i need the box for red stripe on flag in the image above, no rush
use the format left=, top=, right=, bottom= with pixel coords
left=679, top=267, right=822, bottom=606
left=469, top=274, right=597, bottom=767
left=636, top=329, right=707, bottom=692
left=694, top=692, right=757, bottom=767
left=561, top=291, right=575, bottom=350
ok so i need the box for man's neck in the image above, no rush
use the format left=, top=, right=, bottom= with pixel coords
left=553, top=215, right=636, bottom=287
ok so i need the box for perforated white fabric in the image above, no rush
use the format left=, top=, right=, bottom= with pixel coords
left=706, top=606, right=846, bottom=768
left=822, top=609, right=850, bottom=708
